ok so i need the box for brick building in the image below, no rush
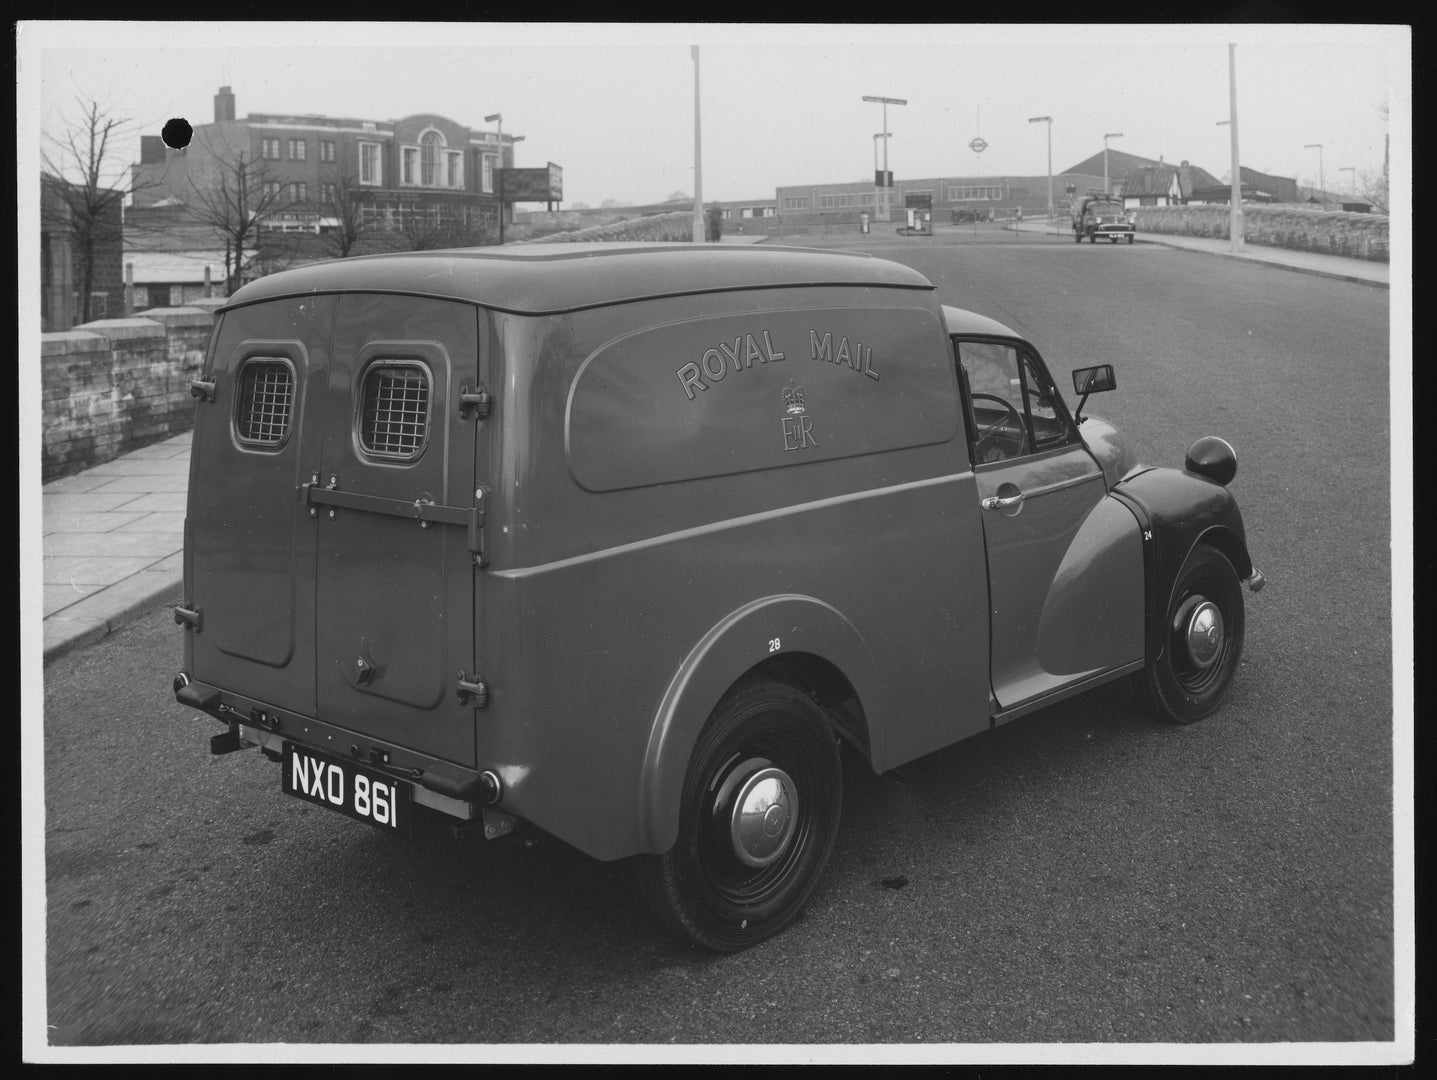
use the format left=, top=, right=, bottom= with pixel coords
left=131, top=86, right=547, bottom=265
left=41, top=173, right=125, bottom=331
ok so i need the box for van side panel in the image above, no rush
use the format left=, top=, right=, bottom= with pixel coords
left=475, top=289, right=991, bottom=860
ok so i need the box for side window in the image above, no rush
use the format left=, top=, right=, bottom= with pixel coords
left=956, top=339, right=1076, bottom=463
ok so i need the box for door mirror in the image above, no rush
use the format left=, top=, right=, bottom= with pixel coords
left=1071, top=365, right=1116, bottom=394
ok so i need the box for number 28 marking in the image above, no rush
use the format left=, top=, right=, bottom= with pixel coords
left=768, top=638, right=781, bottom=653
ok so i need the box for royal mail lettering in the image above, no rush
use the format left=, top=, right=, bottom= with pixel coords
left=676, top=329, right=787, bottom=400
left=809, top=330, right=880, bottom=381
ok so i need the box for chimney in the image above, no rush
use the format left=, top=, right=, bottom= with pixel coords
left=215, top=86, right=236, bottom=123
left=140, top=135, right=166, bottom=164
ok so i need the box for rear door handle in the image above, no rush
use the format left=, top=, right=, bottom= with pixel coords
left=982, top=491, right=1025, bottom=510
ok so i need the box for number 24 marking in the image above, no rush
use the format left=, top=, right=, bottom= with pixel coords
left=768, top=638, right=781, bottom=653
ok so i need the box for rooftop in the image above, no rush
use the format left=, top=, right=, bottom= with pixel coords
left=225, top=243, right=936, bottom=315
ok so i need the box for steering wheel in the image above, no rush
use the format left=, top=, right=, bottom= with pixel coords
left=970, top=393, right=1027, bottom=461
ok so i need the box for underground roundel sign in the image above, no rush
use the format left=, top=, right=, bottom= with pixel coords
left=968, top=137, right=988, bottom=154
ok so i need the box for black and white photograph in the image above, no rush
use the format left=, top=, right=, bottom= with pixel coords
left=20, top=20, right=1412, bottom=1064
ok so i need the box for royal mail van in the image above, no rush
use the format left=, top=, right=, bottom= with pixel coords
left=173, top=243, right=1262, bottom=951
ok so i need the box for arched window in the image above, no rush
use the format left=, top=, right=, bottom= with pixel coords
left=420, top=130, right=443, bottom=186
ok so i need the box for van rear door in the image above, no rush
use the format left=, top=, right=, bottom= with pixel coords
left=188, top=295, right=335, bottom=719
left=311, top=294, right=480, bottom=768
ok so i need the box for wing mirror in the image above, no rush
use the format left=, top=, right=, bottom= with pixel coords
left=1070, top=364, right=1115, bottom=424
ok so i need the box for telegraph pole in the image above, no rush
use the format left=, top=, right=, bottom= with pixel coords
left=692, top=46, right=705, bottom=243
left=1227, top=44, right=1244, bottom=252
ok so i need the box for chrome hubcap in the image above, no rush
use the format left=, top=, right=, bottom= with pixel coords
left=729, top=767, right=798, bottom=869
left=1184, top=600, right=1224, bottom=669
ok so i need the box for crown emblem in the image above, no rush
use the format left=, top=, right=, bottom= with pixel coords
left=781, top=380, right=805, bottom=415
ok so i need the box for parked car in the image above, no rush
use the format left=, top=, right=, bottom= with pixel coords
left=1072, top=195, right=1136, bottom=243
left=173, top=243, right=1262, bottom=951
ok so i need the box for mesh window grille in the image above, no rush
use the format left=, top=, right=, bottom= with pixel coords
left=360, top=364, right=430, bottom=458
left=236, top=360, right=294, bottom=446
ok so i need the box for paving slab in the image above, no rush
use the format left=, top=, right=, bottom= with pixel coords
left=88, top=474, right=191, bottom=494
left=41, top=511, right=151, bottom=535
left=114, top=511, right=187, bottom=533
left=44, top=582, right=105, bottom=617
left=42, top=554, right=167, bottom=587
left=42, top=531, right=184, bottom=558
left=40, top=473, right=121, bottom=494
left=45, top=569, right=182, bottom=630
left=42, top=491, right=149, bottom=514
left=102, top=492, right=187, bottom=513
left=85, top=458, right=193, bottom=477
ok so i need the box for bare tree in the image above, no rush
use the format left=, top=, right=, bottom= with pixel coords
left=41, top=98, right=158, bottom=324
left=314, top=174, right=380, bottom=259
left=183, top=134, right=290, bottom=293
left=390, top=204, right=495, bottom=252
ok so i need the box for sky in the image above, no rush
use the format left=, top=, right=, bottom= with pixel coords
left=21, top=22, right=1407, bottom=208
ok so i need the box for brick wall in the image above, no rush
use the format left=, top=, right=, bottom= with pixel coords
left=42, top=308, right=213, bottom=482
left=1130, top=204, right=1389, bottom=263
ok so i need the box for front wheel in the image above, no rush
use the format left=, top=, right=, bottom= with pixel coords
left=1144, top=543, right=1246, bottom=723
left=638, top=677, right=842, bottom=951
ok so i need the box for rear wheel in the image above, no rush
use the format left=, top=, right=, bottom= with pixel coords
left=1144, top=543, right=1245, bottom=723
left=638, top=677, right=842, bottom=951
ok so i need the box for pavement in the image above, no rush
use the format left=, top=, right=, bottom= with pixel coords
left=37, top=229, right=1389, bottom=663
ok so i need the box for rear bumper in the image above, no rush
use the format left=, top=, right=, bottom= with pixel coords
left=173, top=674, right=491, bottom=822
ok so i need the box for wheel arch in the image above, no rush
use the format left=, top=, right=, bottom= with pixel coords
left=637, top=594, right=881, bottom=855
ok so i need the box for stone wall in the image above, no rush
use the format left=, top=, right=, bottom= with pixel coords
left=1130, top=203, right=1389, bottom=262
left=42, top=307, right=214, bottom=482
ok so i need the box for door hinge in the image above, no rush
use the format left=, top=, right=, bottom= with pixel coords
left=458, top=384, right=492, bottom=420
left=173, top=604, right=203, bottom=631
left=190, top=379, right=216, bottom=402
left=457, top=672, right=490, bottom=708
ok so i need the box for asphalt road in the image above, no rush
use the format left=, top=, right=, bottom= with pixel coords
left=41, top=227, right=1395, bottom=1051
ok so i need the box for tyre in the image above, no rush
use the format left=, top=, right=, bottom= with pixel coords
left=638, top=677, right=843, bottom=951
left=1144, top=543, right=1245, bottom=723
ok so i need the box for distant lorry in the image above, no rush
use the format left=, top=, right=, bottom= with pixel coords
left=1071, top=195, right=1135, bottom=244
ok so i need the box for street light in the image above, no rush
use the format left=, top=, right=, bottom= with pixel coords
left=1028, top=116, right=1052, bottom=228
left=1102, top=132, right=1123, bottom=195
left=863, top=95, right=907, bottom=222
left=1304, top=142, right=1325, bottom=204
left=485, top=113, right=509, bottom=242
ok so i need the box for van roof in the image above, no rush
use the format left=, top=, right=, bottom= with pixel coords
left=223, top=242, right=936, bottom=316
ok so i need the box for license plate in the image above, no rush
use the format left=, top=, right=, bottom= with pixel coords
left=281, top=742, right=411, bottom=831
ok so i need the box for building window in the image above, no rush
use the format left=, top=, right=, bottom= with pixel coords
left=89, top=291, right=108, bottom=318
left=949, top=185, right=1006, bottom=201
left=481, top=153, right=497, bottom=194
left=264, top=181, right=282, bottom=200
left=420, top=131, right=442, bottom=187
left=781, top=196, right=811, bottom=211
left=261, top=138, right=281, bottom=160
left=446, top=151, right=463, bottom=189
left=322, top=182, right=337, bottom=203
left=288, top=139, right=306, bottom=162
left=320, top=140, right=336, bottom=163
left=289, top=182, right=307, bottom=203
left=402, top=147, right=417, bottom=185
left=359, top=142, right=381, bottom=185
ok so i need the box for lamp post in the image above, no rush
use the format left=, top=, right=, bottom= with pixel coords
left=1028, top=115, right=1052, bottom=228
left=485, top=112, right=505, bottom=243
left=1304, top=142, right=1325, bottom=204
left=863, top=95, right=907, bottom=222
left=691, top=45, right=704, bottom=243
left=1102, top=132, right=1123, bottom=195
left=1221, top=44, right=1243, bottom=252
left=1340, top=165, right=1355, bottom=196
